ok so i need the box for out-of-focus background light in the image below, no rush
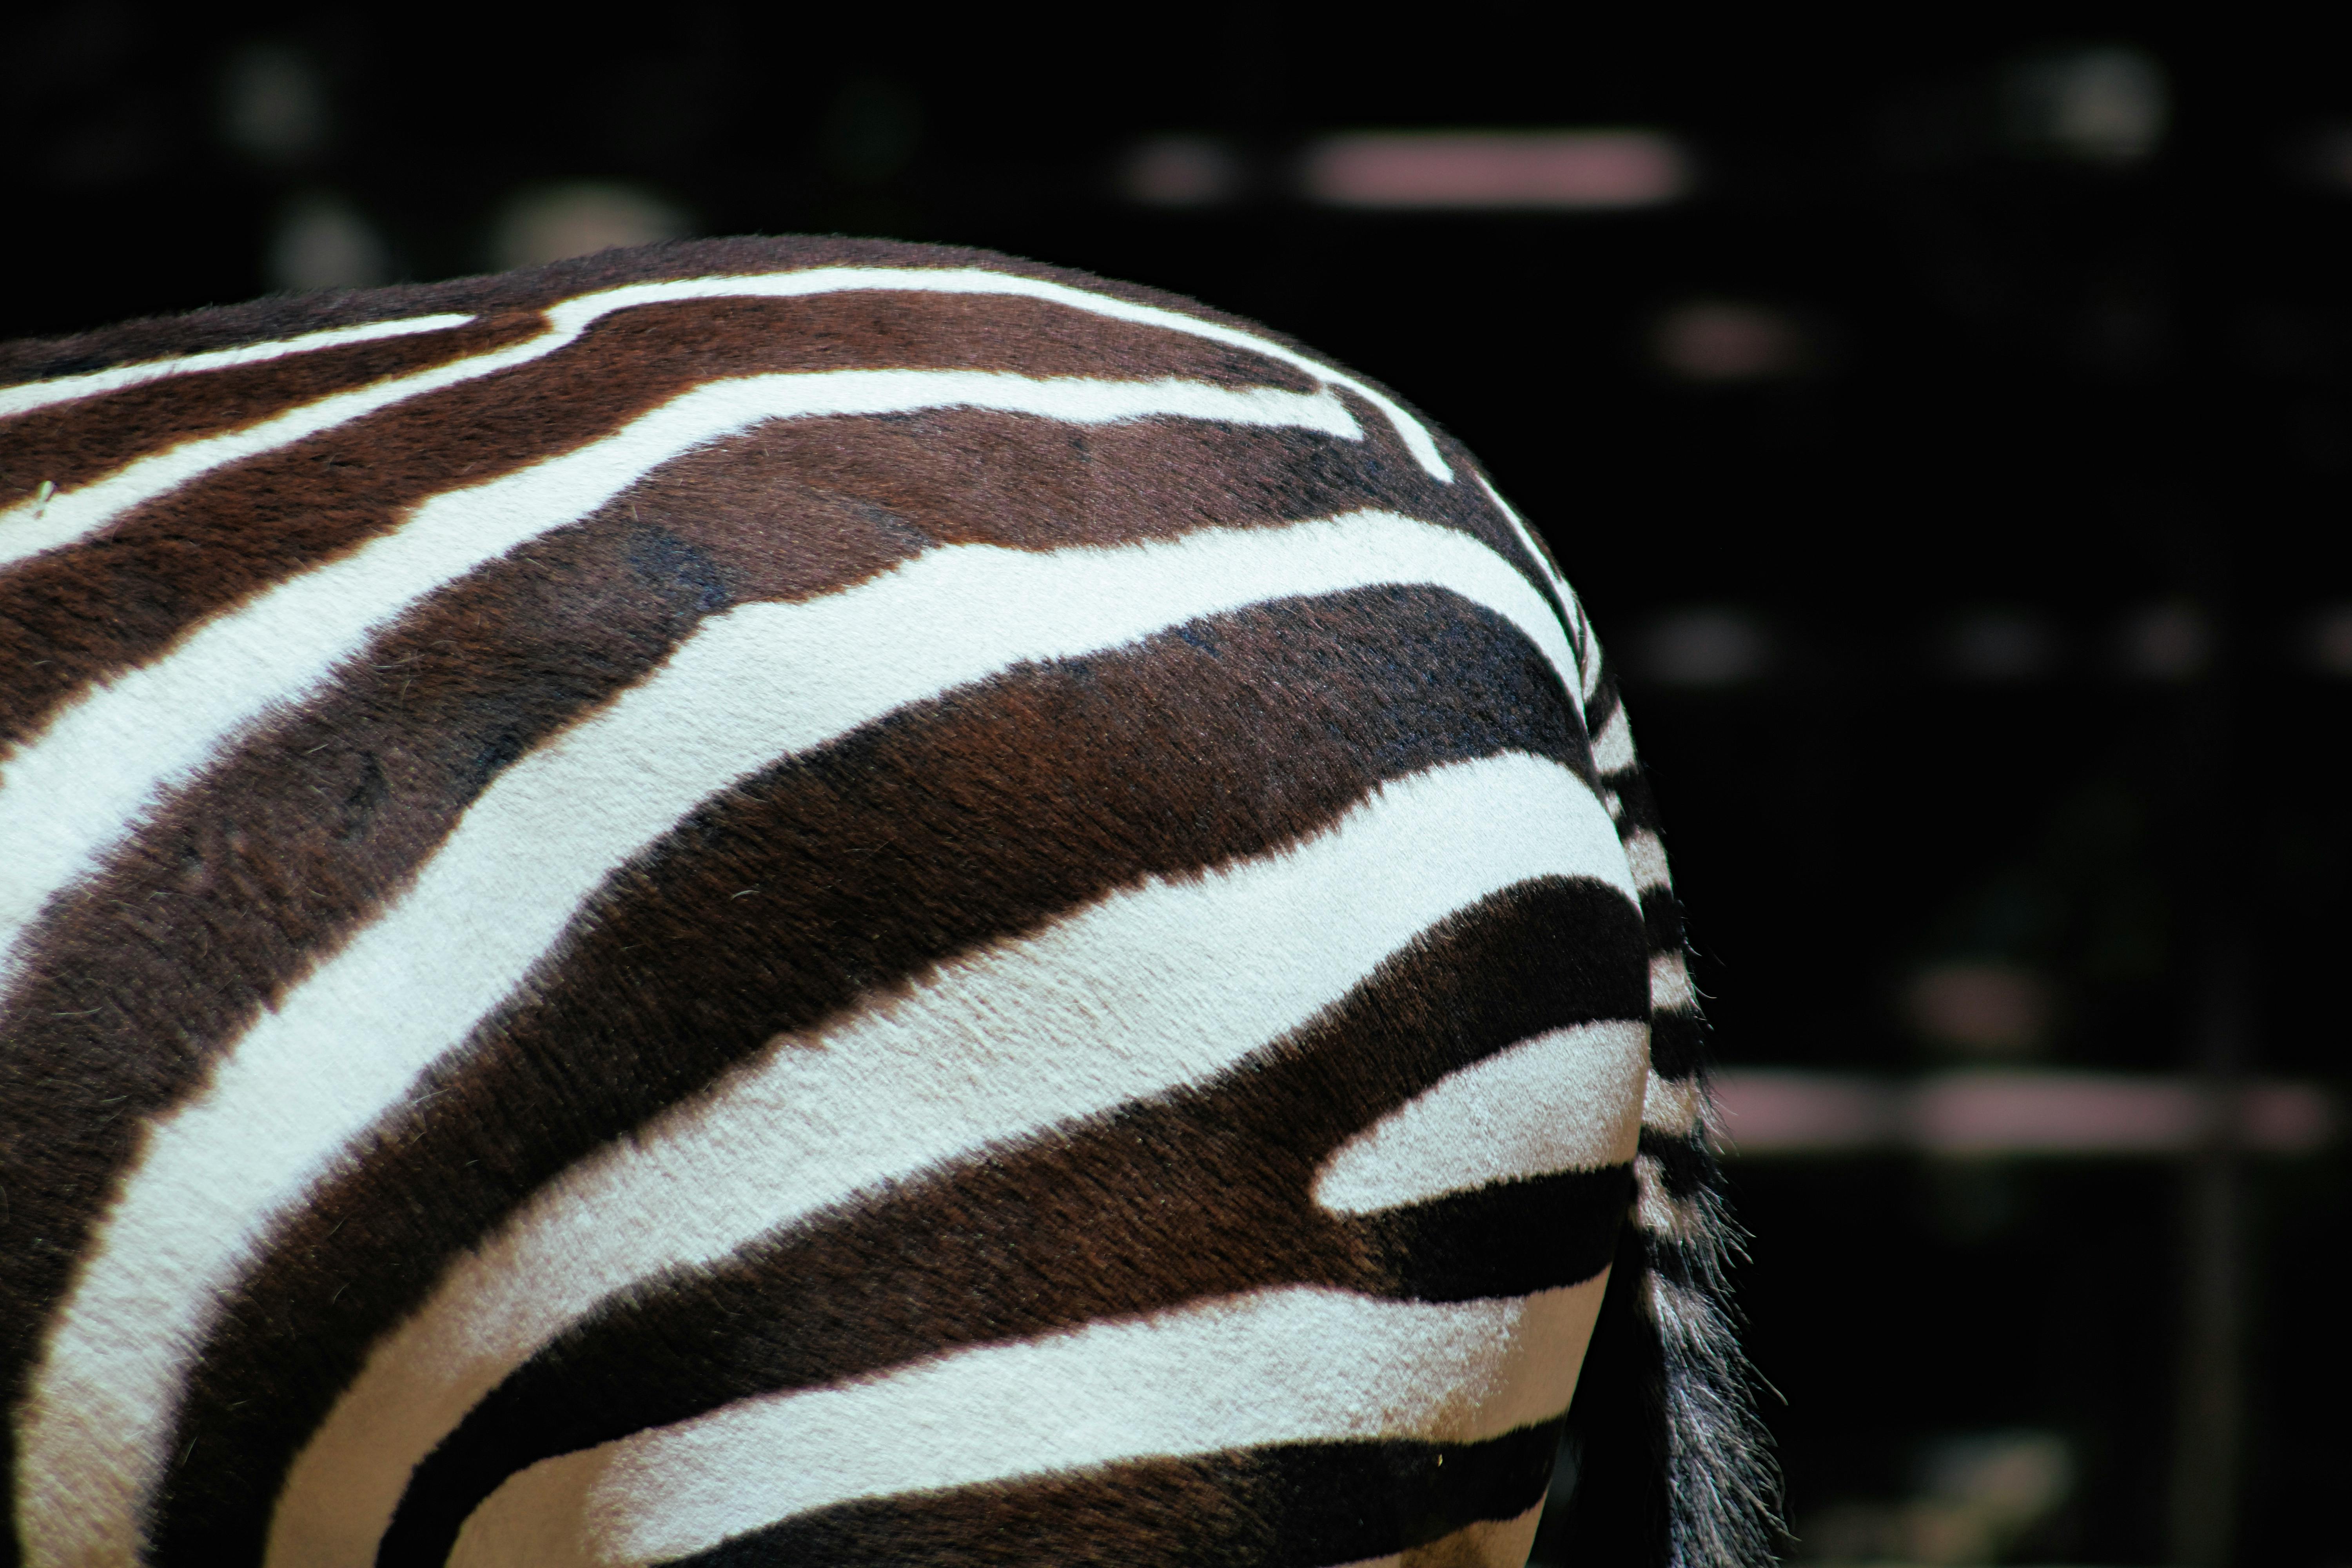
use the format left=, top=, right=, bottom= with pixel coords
left=489, top=182, right=691, bottom=271
left=1716, top=1071, right=2334, bottom=1157
left=1938, top=608, right=2063, bottom=682
left=1121, top=135, right=1245, bottom=208
left=1651, top=300, right=1818, bottom=383
left=1907, top=962, right=2053, bottom=1056
left=2001, top=46, right=2171, bottom=166
left=265, top=190, right=389, bottom=292
left=2114, top=600, right=2210, bottom=679
left=2309, top=604, right=2352, bottom=673
left=217, top=40, right=327, bottom=166
left=1632, top=607, right=1774, bottom=688
left=1807, top=1430, right=2076, bottom=1567
left=1299, top=129, right=1691, bottom=210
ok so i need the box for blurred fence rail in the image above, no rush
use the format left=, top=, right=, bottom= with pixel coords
left=1713, top=1070, right=2334, bottom=1156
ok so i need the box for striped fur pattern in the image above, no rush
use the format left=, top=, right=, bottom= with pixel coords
left=0, top=237, right=1773, bottom=1567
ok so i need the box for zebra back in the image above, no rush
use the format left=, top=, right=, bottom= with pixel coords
left=0, top=236, right=1773, bottom=1568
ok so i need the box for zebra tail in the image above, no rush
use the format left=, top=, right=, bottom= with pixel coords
left=1550, top=670, right=1782, bottom=1568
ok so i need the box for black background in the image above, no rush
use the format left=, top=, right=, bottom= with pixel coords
left=4, top=7, right=2347, bottom=1564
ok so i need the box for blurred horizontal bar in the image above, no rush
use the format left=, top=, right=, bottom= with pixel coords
left=1618, top=602, right=2352, bottom=687
left=1302, top=131, right=1691, bottom=210
left=1713, top=1069, right=2334, bottom=1156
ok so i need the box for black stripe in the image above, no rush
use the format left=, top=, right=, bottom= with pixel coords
left=375, top=878, right=1642, bottom=1568
left=0, top=312, right=546, bottom=514
left=1358, top=1166, right=1634, bottom=1303
left=670, top=1419, right=1565, bottom=1568
left=1605, top=768, right=1669, bottom=841
left=1446, top=452, right=1591, bottom=691
left=0, top=287, right=1539, bottom=759
left=1638, top=1128, right=1722, bottom=1207
left=1583, top=666, right=1625, bottom=743
left=0, top=497, right=777, bottom=1515
left=2, top=232, right=1615, bottom=1568
left=1641, top=886, right=1687, bottom=952
left=0, top=234, right=1391, bottom=395
left=0, top=401, right=1539, bottom=1481
left=152, top=586, right=1599, bottom=1562
left=1648, top=1010, right=1708, bottom=1080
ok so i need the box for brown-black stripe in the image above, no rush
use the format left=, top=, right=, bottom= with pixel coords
left=0, top=371, right=1566, bottom=1544
left=0, top=412, right=1541, bottom=1409
left=665, top=1419, right=1567, bottom=1568
left=0, top=490, right=915, bottom=1431
left=4, top=234, right=1771, bottom=1568
left=0, top=285, right=1351, bottom=749
left=148, top=586, right=1598, bottom=1562
left=366, top=879, right=1640, bottom=1568
left=0, top=312, right=544, bottom=511
left=0, top=236, right=1360, bottom=397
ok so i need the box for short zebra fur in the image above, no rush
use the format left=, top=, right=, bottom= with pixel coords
left=0, top=236, right=1774, bottom=1568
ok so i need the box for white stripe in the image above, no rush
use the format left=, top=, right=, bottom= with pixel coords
left=0, top=264, right=1447, bottom=572
left=1590, top=705, right=1636, bottom=776
left=265, top=753, right=1629, bottom=1568
left=1634, top=1154, right=1694, bottom=1240
left=0, top=314, right=475, bottom=421
left=1571, top=587, right=1605, bottom=711
left=1623, top=828, right=1670, bottom=892
left=1650, top=950, right=1696, bottom=1013
left=1311, top=1021, right=1648, bottom=1216
left=1641, top=1068, right=1702, bottom=1137
left=0, top=370, right=1359, bottom=991
left=16, top=514, right=1593, bottom=1568
left=1472, top=474, right=1595, bottom=708
left=446, top=1281, right=1608, bottom=1568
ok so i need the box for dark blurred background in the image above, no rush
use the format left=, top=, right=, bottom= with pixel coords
left=4, top=7, right=2347, bottom=1564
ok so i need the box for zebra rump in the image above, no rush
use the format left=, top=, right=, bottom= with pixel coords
left=0, top=235, right=1776, bottom=1567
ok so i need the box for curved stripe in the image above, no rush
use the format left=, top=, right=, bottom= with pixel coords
left=1473, top=472, right=1595, bottom=708
left=1650, top=951, right=1695, bottom=1013
left=1642, top=1069, right=1705, bottom=1138
left=1360, top=1167, right=1631, bottom=1305
left=1623, top=827, right=1670, bottom=892
left=364, top=880, right=1637, bottom=1568
left=1591, top=704, right=1636, bottom=776
left=651, top=1425, right=1561, bottom=1568
left=44, top=583, right=1581, bottom=1566
left=0, top=264, right=1447, bottom=572
left=1313, top=1020, right=1650, bottom=1215
left=263, top=760, right=1630, bottom=1568
left=17, top=508, right=1593, bottom=1568
left=0, top=371, right=1360, bottom=987
left=0, top=314, right=475, bottom=421
left=443, top=1281, right=1605, bottom=1568
left=0, top=288, right=1367, bottom=759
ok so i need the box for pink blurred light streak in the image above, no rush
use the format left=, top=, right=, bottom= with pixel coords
left=1711, top=1070, right=2334, bottom=1156
left=1302, top=131, right=1691, bottom=210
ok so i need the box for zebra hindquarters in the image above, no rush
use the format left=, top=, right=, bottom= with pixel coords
left=1, top=238, right=1690, bottom=1568
left=353, top=570, right=1653, bottom=1568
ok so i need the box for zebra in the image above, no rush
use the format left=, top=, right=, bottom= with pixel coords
left=0, top=236, right=1773, bottom=1568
